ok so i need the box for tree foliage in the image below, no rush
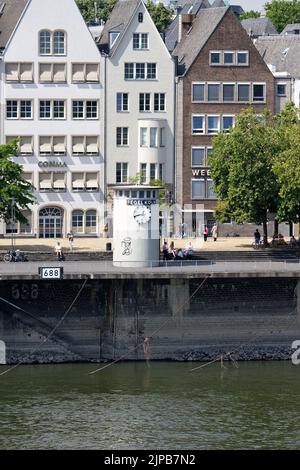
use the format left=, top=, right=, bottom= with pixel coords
left=145, top=1, right=174, bottom=31
left=240, top=10, right=261, bottom=20
left=265, top=0, right=300, bottom=33
left=0, top=141, right=35, bottom=223
left=76, top=0, right=117, bottom=23
left=76, top=0, right=174, bottom=31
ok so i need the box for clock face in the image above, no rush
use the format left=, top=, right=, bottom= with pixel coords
left=133, top=205, right=151, bottom=224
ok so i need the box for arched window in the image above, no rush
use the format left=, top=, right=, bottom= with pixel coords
left=72, top=210, right=84, bottom=233
left=138, top=12, right=143, bottom=23
left=53, top=30, right=66, bottom=55
left=85, top=210, right=97, bottom=234
left=39, top=30, right=51, bottom=55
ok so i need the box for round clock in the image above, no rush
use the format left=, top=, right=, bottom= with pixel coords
left=133, top=205, right=151, bottom=224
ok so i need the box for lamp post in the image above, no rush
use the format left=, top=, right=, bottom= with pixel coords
left=11, top=198, right=15, bottom=251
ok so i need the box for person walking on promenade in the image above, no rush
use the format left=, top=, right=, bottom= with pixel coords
left=162, top=240, right=168, bottom=260
left=203, top=225, right=209, bottom=242
left=67, top=232, right=74, bottom=252
left=212, top=223, right=218, bottom=242
left=254, top=229, right=261, bottom=246
left=169, top=241, right=176, bottom=259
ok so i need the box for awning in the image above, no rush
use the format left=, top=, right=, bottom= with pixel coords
left=40, top=141, right=52, bottom=154
left=72, top=142, right=85, bottom=154
left=39, top=64, right=52, bottom=82
left=53, top=175, right=66, bottom=188
left=39, top=175, right=52, bottom=189
left=53, top=141, right=66, bottom=154
left=20, top=64, right=33, bottom=81
left=86, top=179, right=98, bottom=188
left=72, top=64, right=85, bottom=82
left=53, top=64, right=66, bottom=82
left=20, top=142, right=33, bottom=154
left=86, top=140, right=98, bottom=154
left=86, top=64, right=99, bottom=82
left=6, top=63, right=18, bottom=81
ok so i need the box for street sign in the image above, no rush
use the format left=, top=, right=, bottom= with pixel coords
left=39, top=267, right=63, bottom=280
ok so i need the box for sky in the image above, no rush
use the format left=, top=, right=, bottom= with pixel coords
left=230, top=0, right=266, bottom=11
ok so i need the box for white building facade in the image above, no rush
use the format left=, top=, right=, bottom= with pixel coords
left=0, top=0, right=105, bottom=239
left=99, top=0, right=175, bottom=222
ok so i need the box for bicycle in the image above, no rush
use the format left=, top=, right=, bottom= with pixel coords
left=252, top=240, right=264, bottom=249
left=3, top=249, right=28, bottom=263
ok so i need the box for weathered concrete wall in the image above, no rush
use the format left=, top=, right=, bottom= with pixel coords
left=0, top=278, right=299, bottom=364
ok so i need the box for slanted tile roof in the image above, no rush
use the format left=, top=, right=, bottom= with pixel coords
left=0, top=0, right=29, bottom=50
left=255, top=35, right=300, bottom=78
left=165, top=0, right=210, bottom=52
left=98, top=0, right=140, bottom=54
left=172, top=6, right=228, bottom=75
left=281, top=23, right=300, bottom=35
left=211, top=0, right=226, bottom=7
left=241, top=17, right=278, bottom=37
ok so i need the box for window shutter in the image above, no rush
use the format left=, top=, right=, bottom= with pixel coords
left=39, top=63, right=52, bottom=82
left=72, top=63, right=85, bottom=82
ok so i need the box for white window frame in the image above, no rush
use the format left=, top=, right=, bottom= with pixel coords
left=124, top=62, right=157, bottom=80
left=116, top=92, right=129, bottom=112
left=236, top=50, right=249, bottom=66
left=207, top=82, right=221, bottom=102
left=133, top=33, right=149, bottom=50
left=139, top=93, right=151, bottom=112
left=191, top=82, right=205, bottom=102
left=191, top=147, right=206, bottom=167
left=6, top=100, right=33, bottom=120
left=222, top=82, right=236, bottom=102
left=207, top=179, right=217, bottom=199
left=237, top=82, right=251, bottom=102
left=209, top=50, right=221, bottom=65
left=72, top=100, right=99, bottom=120
left=223, top=51, right=235, bottom=65
left=222, top=115, right=235, bottom=133
left=252, top=82, right=266, bottom=103
left=207, top=115, right=220, bottom=135
left=192, top=114, right=205, bottom=135
left=154, top=93, right=165, bottom=112
left=277, top=82, right=287, bottom=97
left=39, top=30, right=66, bottom=56
left=39, top=100, right=66, bottom=120
left=191, top=178, right=206, bottom=199
left=116, top=162, right=128, bottom=183
left=116, top=127, right=129, bottom=146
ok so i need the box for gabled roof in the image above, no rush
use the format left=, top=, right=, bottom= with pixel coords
left=98, top=0, right=140, bottom=54
left=241, top=17, right=278, bottom=37
left=281, top=23, right=300, bottom=35
left=0, top=0, right=29, bottom=50
left=172, top=6, right=229, bottom=74
left=165, top=0, right=210, bottom=52
left=211, top=0, right=226, bottom=7
left=255, top=35, right=300, bottom=78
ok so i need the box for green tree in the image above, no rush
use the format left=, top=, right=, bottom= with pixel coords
left=264, top=0, right=300, bottom=33
left=272, top=103, right=300, bottom=222
left=145, top=1, right=174, bottom=30
left=209, top=108, right=280, bottom=244
left=240, top=10, right=261, bottom=20
left=76, top=0, right=117, bottom=23
left=0, top=141, right=35, bottom=223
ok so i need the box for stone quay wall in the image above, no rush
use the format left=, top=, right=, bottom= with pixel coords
left=0, top=277, right=300, bottom=364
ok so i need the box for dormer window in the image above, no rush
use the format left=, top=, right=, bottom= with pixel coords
left=138, top=12, right=143, bottom=23
left=109, top=31, right=119, bottom=48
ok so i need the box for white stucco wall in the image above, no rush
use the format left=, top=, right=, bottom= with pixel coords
left=1, top=0, right=105, bottom=237
left=105, top=2, right=175, bottom=186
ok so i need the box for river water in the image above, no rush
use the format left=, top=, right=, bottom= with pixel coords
left=0, top=362, right=300, bottom=450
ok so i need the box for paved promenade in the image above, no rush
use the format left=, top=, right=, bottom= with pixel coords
left=0, top=236, right=287, bottom=253
left=1, top=259, right=300, bottom=279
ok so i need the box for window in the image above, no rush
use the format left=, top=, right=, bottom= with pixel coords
left=109, top=32, right=119, bottom=47
left=192, top=147, right=205, bottom=167
left=116, top=163, right=128, bottom=183
left=7, top=136, right=33, bottom=155
left=159, top=164, right=163, bottom=180
left=39, top=30, right=66, bottom=55
left=71, top=173, right=98, bottom=192
left=124, top=63, right=156, bottom=80
left=72, top=63, right=99, bottom=82
left=207, top=116, right=220, bottom=134
left=139, top=93, right=151, bottom=111
left=237, top=51, right=249, bottom=65
left=192, top=115, right=205, bottom=134
left=138, top=12, right=143, bottom=22
left=140, top=127, right=147, bottom=146
left=207, top=147, right=213, bottom=163
left=72, top=210, right=84, bottom=233
left=147, top=63, right=156, bottom=79
left=253, top=83, right=265, bottom=102
left=72, top=173, right=85, bottom=191
left=210, top=51, right=221, bottom=65
left=116, top=127, right=128, bottom=146
left=192, top=83, right=204, bottom=102
left=20, top=209, right=32, bottom=234
left=150, top=128, right=157, bottom=147
left=5, top=63, right=33, bottom=82
left=224, top=51, right=235, bottom=65
left=6, top=100, right=32, bottom=119
left=39, top=172, right=66, bottom=192
left=223, top=84, right=235, bottom=102
left=53, top=173, right=66, bottom=191
left=140, top=163, right=147, bottom=183
left=160, top=127, right=166, bottom=147
left=277, top=83, right=286, bottom=96
left=207, top=179, right=217, bottom=199
left=222, top=115, right=235, bottom=132
left=72, top=136, right=99, bottom=155
left=39, top=136, right=66, bottom=155
left=86, top=210, right=97, bottom=233
left=116, top=93, right=128, bottom=112
left=86, top=173, right=98, bottom=192
left=208, top=83, right=220, bottom=101
left=40, top=100, right=65, bottom=119
left=40, top=63, right=66, bottom=82
left=53, top=31, right=66, bottom=55
left=133, top=33, right=148, bottom=49
left=192, top=179, right=205, bottom=198
left=154, top=93, right=165, bottom=111
left=39, top=30, right=51, bottom=54
left=150, top=163, right=156, bottom=181
left=238, top=84, right=250, bottom=102
left=72, top=100, right=98, bottom=119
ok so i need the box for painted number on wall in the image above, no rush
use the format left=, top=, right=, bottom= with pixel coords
left=11, top=284, right=39, bottom=301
